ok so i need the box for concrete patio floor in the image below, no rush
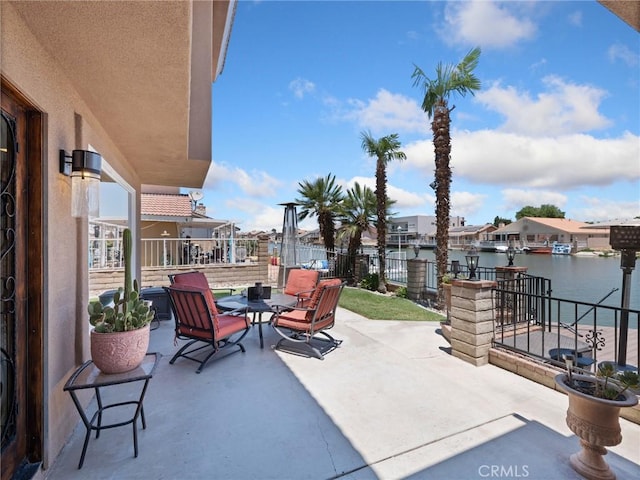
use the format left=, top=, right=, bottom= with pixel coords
left=44, top=307, right=639, bottom=480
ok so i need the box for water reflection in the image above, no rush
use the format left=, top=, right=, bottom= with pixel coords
left=418, top=249, right=639, bottom=311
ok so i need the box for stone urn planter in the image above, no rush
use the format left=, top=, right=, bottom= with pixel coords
left=555, top=372, right=638, bottom=480
left=90, top=324, right=150, bottom=374
left=87, top=228, right=154, bottom=374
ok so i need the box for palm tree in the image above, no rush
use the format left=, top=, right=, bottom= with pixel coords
left=360, top=131, right=406, bottom=293
left=336, top=182, right=377, bottom=280
left=296, top=173, right=344, bottom=252
left=412, top=47, right=481, bottom=308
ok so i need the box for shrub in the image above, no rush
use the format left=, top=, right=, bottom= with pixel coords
left=395, top=286, right=408, bottom=298
left=360, top=273, right=379, bottom=291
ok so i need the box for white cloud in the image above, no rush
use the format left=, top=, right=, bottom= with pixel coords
left=289, top=77, right=316, bottom=99
left=331, top=89, right=428, bottom=135
left=477, top=76, right=611, bottom=136
left=501, top=189, right=568, bottom=213
left=451, top=191, right=488, bottom=219
left=572, top=197, right=640, bottom=223
left=226, top=198, right=287, bottom=232
left=342, top=175, right=431, bottom=211
left=451, top=129, right=639, bottom=189
left=204, top=162, right=282, bottom=198
left=441, top=1, right=536, bottom=48
left=608, top=43, right=639, bottom=67
left=568, top=10, right=583, bottom=27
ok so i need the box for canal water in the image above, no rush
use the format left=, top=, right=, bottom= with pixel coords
left=416, top=249, right=640, bottom=312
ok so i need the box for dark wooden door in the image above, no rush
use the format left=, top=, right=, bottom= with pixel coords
left=1, top=82, right=43, bottom=480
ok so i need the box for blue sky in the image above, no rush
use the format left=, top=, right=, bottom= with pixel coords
left=201, top=0, right=639, bottom=232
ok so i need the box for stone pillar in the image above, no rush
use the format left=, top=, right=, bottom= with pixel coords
left=495, top=265, right=527, bottom=281
left=450, top=279, right=497, bottom=366
left=407, top=258, right=427, bottom=301
left=257, top=235, right=270, bottom=284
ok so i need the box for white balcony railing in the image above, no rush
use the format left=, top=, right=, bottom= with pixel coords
left=88, top=237, right=260, bottom=270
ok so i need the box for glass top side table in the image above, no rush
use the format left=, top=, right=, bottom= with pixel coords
left=63, top=352, right=160, bottom=469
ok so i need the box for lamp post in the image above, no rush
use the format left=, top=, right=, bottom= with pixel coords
left=451, top=260, right=460, bottom=279
left=506, top=244, right=516, bottom=266
left=609, top=225, right=639, bottom=369
left=161, top=230, right=170, bottom=266
left=465, top=245, right=480, bottom=280
left=397, top=226, right=403, bottom=254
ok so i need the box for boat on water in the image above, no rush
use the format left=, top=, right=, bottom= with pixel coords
left=522, top=244, right=553, bottom=254
left=478, top=240, right=509, bottom=252
left=551, top=242, right=572, bottom=255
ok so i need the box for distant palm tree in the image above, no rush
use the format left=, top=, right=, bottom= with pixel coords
left=412, top=47, right=481, bottom=307
left=296, top=173, right=344, bottom=252
left=336, top=182, right=377, bottom=279
left=360, top=131, right=406, bottom=293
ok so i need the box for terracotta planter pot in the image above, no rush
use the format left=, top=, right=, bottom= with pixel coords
left=90, top=324, right=150, bottom=374
left=555, top=373, right=638, bottom=480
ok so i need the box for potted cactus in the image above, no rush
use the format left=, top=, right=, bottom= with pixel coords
left=555, top=359, right=638, bottom=480
left=87, top=228, right=155, bottom=373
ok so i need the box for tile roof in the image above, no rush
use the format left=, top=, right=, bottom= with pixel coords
left=524, top=217, right=609, bottom=234
left=141, top=193, right=193, bottom=217
left=493, top=217, right=609, bottom=235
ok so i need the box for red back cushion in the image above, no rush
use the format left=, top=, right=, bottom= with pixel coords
left=171, top=272, right=218, bottom=316
left=284, top=269, right=319, bottom=298
left=307, top=278, right=342, bottom=308
left=168, top=283, right=219, bottom=333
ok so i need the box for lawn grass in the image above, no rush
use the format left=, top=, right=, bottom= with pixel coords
left=212, top=285, right=444, bottom=322
left=338, top=286, right=444, bottom=321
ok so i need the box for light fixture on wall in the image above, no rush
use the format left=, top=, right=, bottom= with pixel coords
left=59, top=149, right=102, bottom=217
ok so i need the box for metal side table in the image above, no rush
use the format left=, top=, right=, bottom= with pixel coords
left=63, top=352, right=160, bottom=469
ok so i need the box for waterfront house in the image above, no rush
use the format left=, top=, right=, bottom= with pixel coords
left=489, top=217, right=611, bottom=251
left=448, top=224, right=496, bottom=250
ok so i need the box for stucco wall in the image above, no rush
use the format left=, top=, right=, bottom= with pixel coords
left=1, top=2, right=142, bottom=469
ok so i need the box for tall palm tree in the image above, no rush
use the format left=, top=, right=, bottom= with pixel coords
left=360, top=131, right=406, bottom=293
left=296, top=173, right=344, bottom=252
left=412, top=47, right=481, bottom=307
left=336, top=182, right=377, bottom=280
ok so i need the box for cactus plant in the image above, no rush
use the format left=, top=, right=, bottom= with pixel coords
left=88, top=228, right=155, bottom=333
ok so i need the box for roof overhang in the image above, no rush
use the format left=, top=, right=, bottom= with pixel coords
left=10, top=0, right=235, bottom=188
left=599, top=1, right=640, bottom=31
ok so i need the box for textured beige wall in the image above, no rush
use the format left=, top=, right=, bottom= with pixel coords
left=1, top=2, right=142, bottom=469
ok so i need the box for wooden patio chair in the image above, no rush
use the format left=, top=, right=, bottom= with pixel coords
left=271, top=278, right=345, bottom=360
left=283, top=268, right=320, bottom=306
left=164, top=283, right=250, bottom=373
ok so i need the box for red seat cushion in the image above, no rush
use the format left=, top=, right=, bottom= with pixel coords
left=217, top=314, right=250, bottom=339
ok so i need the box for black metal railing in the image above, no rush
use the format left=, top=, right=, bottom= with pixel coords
left=493, top=279, right=639, bottom=373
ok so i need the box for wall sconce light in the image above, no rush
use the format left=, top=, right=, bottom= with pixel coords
left=465, top=246, right=479, bottom=280
left=506, top=245, right=516, bottom=266
left=59, top=149, right=102, bottom=217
